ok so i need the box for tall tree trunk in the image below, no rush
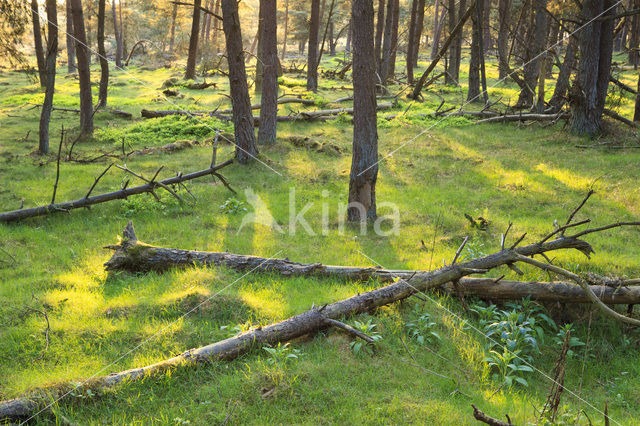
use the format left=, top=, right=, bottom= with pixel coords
left=307, top=0, right=320, bottom=92
left=634, top=70, right=640, bottom=121
left=630, top=0, right=640, bottom=67
left=169, top=3, right=178, bottom=54
left=412, top=0, right=426, bottom=67
left=477, top=0, right=489, bottom=104
left=380, top=0, right=395, bottom=81
left=467, top=0, right=482, bottom=102
left=31, top=0, right=46, bottom=87
left=199, top=0, right=208, bottom=58
left=407, top=0, right=419, bottom=84
left=112, top=0, right=123, bottom=68
left=39, top=0, right=58, bottom=154
left=221, top=0, right=258, bottom=163
left=548, top=30, right=577, bottom=112
left=119, top=0, right=126, bottom=56
left=205, top=2, right=212, bottom=42
left=348, top=0, right=378, bottom=222
left=213, top=0, right=221, bottom=54
left=430, top=0, right=441, bottom=60
left=328, top=20, right=336, bottom=56
left=387, top=0, right=400, bottom=79
left=453, top=0, right=466, bottom=75
left=570, top=0, right=616, bottom=136
left=66, top=0, right=76, bottom=73
left=185, top=0, right=201, bottom=79
left=483, top=0, right=491, bottom=51
left=97, top=0, right=109, bottom=107
left=258, top=0, right=278, bottom=145
left=85, top=1, right=92, bottom=65
left=516, top=0, right=548, bottom=108
left=374, top=0, right=385, bottom=68
left=497, top=0, right=510, bottom=79
left=70, top=0, right=94, bottom=135
left=345, top=19, right=352, bottom=53
left=281, top=0, right=289, bottom=60
left=254, top=14, right=264, bottom=94
left=445, top=0, right=458, bottom=84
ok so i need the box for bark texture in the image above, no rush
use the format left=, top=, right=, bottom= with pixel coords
left=257, top=0, right=278, bottom=145
left=66, top=0, right=76, bottom=73
left=185, top=0, right=201, bottom=79
left=70, top=0, right=94, bottom=134
left=112, top=0, right=123, bottom=68
left=97, top=0, right=109, bottom=107
left=307, top=0, right=321, bottom=92
left=39, top=0, right=58, bottom=154
left=497, top=0, right=510, bottom=80
left=348, top=0, right=378, bottom=222
left=31, top=0, right=46, bottom=87
left=516, top=0, right=548, bottom=108
left=221, top=0, right=258, bottom=163
left=446, top=0, right=458, bottom=84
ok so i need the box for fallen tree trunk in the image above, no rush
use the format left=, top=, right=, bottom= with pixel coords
left=140, top=103, right=394, bottom=123
left=104, top=223, right=640, bottom=304
left=475, top=112, right=569, bottom=124
left=0, top=160, right=233, bottom=223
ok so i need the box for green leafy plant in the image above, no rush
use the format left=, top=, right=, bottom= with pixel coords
left=405, top=306, right=441, bottom=345
left=484, top=347, right=533, bottom=387
left=349, top=319, right=383, bottom=355
left=553, top=324, right=586, bottom=358
left=219, top=198, right=248, bottom=214
left=262, top=342, right=303, bottom=366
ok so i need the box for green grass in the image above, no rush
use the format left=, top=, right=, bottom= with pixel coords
left=1, top=52, right=640, bottom=424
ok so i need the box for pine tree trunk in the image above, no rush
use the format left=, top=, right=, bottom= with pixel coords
left=406, top=0, right=419, bottom=84
left=185, top=0, right=201, bottom=79
left=497, top=0, right=510, bottom=80
left=70, top=0, right=94, bottom=135
left=329, top=20, right=336, bottom=56
left=380, top=0, right=395, bottom=81
left=445, top=0, right=458, bottom=84
left=39, top=0, right=58, bottom=155
left=374, top=0, right=385, bottom=67
left=97, top=0, right=109, bottom=107
left=221, top=0, right=258, bottom=163
left=548, top=29, right=577, bottom=112
left=257, top=0, right=278, bottom=145
left=467, top=0, right=482, bottom=102
left=430, top=0, right=441, bottom=60
left=516, top=0, right=548, bottom=108
left=483, top=0, right=491, bottom=51
left=349, top=0, right=378, bottom=222
left=169, top=3, right=178, bottom=54
left=570, top=0, right=616, bottom=136
left=453, top=0, right=466, bottom=75
left=387, top=0, right=400, bottom=79
left=412, top=0, right=426, bottom=67
left=345, top=19, right=352, bottom=53
left=254, top=13, right=264, bottom=94
left=31, top=0, right=46, bottom=87
left=213, top=0, right=221, bottom=54
left=630, top=0, right=640, bottom=67
left=66, top=0, right=76, bottom=73
left=112, top=0, right=123, bottom=67
left=634, top=70, right=640, bottom=121
left=281, top=0, right=289, bottom=60
left=307, top=0, right=320, bottom=92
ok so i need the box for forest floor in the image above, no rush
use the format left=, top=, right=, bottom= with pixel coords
left=1, top=53, right=640, bottom=424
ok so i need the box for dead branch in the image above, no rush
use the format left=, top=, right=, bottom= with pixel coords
left=51, top=127, right=64, bottom=205
left=125, top=40, right=150, bottom=66
left=324, top=318, right=374, bottom=343
left=471, top=404, right=512, bottom=426
left=475, top=112, right=569, bottom=124
left=0, top=160, right=233, bottom=223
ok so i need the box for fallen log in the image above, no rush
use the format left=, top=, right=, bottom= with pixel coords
left=0, top=160, right=233, bottom=223
left=104, top=223, right=640, bottom=304
left=471, top=404, right=512, bottom=426
left=603, top=108, right=638, bottom=128
left=475, top=112, right=569, bottom=124
left=610, top=75, right=638, bottom=95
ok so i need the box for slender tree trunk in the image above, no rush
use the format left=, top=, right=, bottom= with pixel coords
left=412, top=0, right=426, bottom=67
left=570, top=0, right=616, bottom=136
left=374, top=0, right=385, bottom=67
left=467, top=0, right=482, bottom=102
left=169, top=3, right=178, bottom=54
left=66, top=0, right=76, bottom=73
left=307, top=0, right=320, bottom=92
left=221, top=0, right=258, bottom=163
left=497, top=0, right=510, bottom=79
left=39, top=0, right=58, bottom=154
left=630, top=0, right=640, bottom=67
left=380, top=0, right=395, bottom=81
left=387, top=0, right=400, bottom=79
left=213, top=0, right=221, bottom=54
left=112, top=0, right=123, bottom=67
left=85, top=1, right=92, bottom=65
left=281, top=0, right=289, bottom=60
left=258, top=0, right=278, bottom=145
left=329, top=20, right=336, bottom=56
left=548, top=29, right=577, bottom=112
left=345, top=19, right=352, bottom=53
left=199, top=0, right=208, bottom=58
left=477, top=0, right=489, bottom=104
left=97, top=0, right=109, bottom=107
left=31, top=0, right=46, bottom=87
left=445, top=0, right=458, bottom=84
left=205, top=3, right=212, bottom=42
left=119, top=0, right=126, bottom=56
left=634, top=70, right=640, bottom=121
left=483, top=0, right=491, bottom=51
left=453, top=0, right=466, bottom=76
left=407, top=0, right=419, bottom=84
left=517, top=0, right=548, bottom=108
left=185, top=0, right=201, bottom=79
left=348, top=0, right=378, bottom=222
left=431, top=0, right=441, bottom=60
left=70, top=0, right=93, bottom=135
left=254, top=14, right=264, bottom=93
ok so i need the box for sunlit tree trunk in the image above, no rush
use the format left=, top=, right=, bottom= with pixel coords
left=516, top=0, right=548, bottom=108
left=406, top=0, right=418, bottom=84
left=39, top=0, right=58, bottom=154
left=185, top=0, right=201, bottom=79
left=445, top=0, right=458, bottom=84
left=221, top=0, right=258, bottom=163
left=348, top=0, right=378, bottom=222
left=258, top=0, right=278, bottom=145
left=374, top=0, right=385, bottom=67
left=66, top=0, right=76, bottom=73
left=548, top=29, right=577, bottom=112
left=97, top=0, right=109, bottom=107
left=497, top=0, right=510, bottom=79
left=31, top=0, right=46, bottom=87
left=70, top=0, right=93, bottom=134
left=112, top=0, right=123, bottom=67
left=412, top=0, right=426, bottom=67
left=169, top=2, right=178, bottom=54
left=307, top=0, right=320, bottom=92
left=379, top=0, right=395, bottom=81
left=281, top=0, right=289, bottom=60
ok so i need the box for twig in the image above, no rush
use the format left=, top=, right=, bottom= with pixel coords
left=325, top=318, right=374, bottom=343
left=85, top=162, right=116, bottom=199
left=471, top=404, right=512, bottom=426
left=51, top=126, right=64, bottom=204
left=564, top=189, right=595, bottom=229
left=452, top=236, right=470, bottom=265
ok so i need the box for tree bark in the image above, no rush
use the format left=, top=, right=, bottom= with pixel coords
left=329, top=20, right=336, bottom=56
left=548, top=30, right=577, bottom=112
left=257, top=0, right=278, bottom=145
left=483, top=0, right=491, bottom=51
left=348, top=0, right=378, bottom=222
left=70, top=0, right=94, bottom=135
left=374, top=0, right=385, bottom=68
left=387, top=0, right=400, bottom=79
left=570, top=0, right=616, bottom=136
left=254, top=12, right=264, bottom=94
left=467, top=0, right=483, bottom=102
left=169, top=2, right=178, bottom=54
left=497, top=0, right=510, bottom=80
left=379, top=0, right=396, bottom=81
left=39, top=0, right=58, bottom=155
left=112, top=0, right=123, bottom=68
left=97, top=0, right=109, bottom=107
left=185, top=0, right=201, bottom=79
left=221, top=0, right=258, bottom=163
left=66, top=0, right=76, bottom=73
left=634, top=68, right=640, bottom=121
left=281, top=0, right=289, bottom=60
left=307, top=0, right=320, bottom=92
left=629, top=0, right=639, bottom=67
left=516, top=0, right=548, bottom=108
left=213, top=0, right=221, bottom=54
left=431, top=0, right=442, bottom=59
left=31, top=0, right=46, bottom=87
left=446, top=0, right=458, bottom=84
left=453, top=0, right=466, bottom=74
left=412, top=0, right=426, bottom=67
left=407, top=0, right=419, bottom=84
